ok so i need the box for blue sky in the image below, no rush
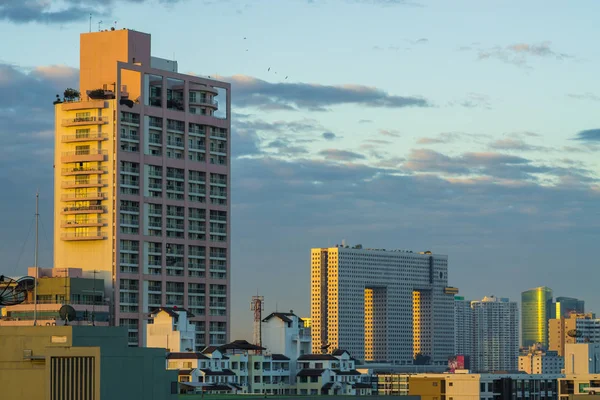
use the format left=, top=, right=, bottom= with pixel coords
left=0, top=0, right=599, bottom=340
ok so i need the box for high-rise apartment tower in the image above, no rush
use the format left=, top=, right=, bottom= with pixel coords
left=311, top=244, right=457, bottom=364
left=53, top=29, right=231, bottom=348
left=454, top=296, right=473, bottom=360
left=471, top=296, right=519, bottom=372
left=521, top=286, right=553, bottom=348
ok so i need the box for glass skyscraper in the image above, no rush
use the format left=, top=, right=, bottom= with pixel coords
left=521, top=287, right=553, bottom=348
left=554, top=296, right=585, bottom=318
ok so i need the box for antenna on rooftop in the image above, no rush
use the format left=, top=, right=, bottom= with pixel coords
left=250, top=294, right=264, bottom=354
left=89, top=14, right=92, bottom=33
left=98, top=21, right=103, bottom=32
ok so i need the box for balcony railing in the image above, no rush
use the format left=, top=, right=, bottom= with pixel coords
left=188, top=128, right=205, bottom=135
left=121, top=117, right=140, bottom=125
left=61, top=232, right=107, bottom=241
left=62, top=132, right=108, bottom=143
left=61, top=205, right=106, bottom=214
left=120, top=133, right=140, bottom=141
left=62, top=116, right=109, bottom=126
left=61, top=166, right=107, bottom=176
left=61, top=179, right=107, bottom=188
left=61, top=149, right=107, bottom=163
left=61, top=192, right=107, bottom=202
left=210, top=179, right=227, bottom=185
left=210, top=131, right=227, bottom=140
left=61, top=219, right=107, bottom=228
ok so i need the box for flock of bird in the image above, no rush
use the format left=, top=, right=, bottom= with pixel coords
left=244, top=37, right=289, bottom=80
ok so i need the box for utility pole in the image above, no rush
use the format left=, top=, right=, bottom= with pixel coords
left=33, top=191, right=39, bottom=326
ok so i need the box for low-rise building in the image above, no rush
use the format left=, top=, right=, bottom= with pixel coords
left=519, top=344, right=564, bottom=374
left=0, top=325, right=177, bottom=399
left=409, top=372, right=561, bottom=400
left=262, top=311, right=311, bottom=378
left=0, top=267, right=109, bottom=326
left=147, top=307, right=196, bottom=352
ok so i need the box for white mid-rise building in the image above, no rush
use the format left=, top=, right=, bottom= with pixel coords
left=311, top=244, right=456, bottom=364
left=471, top=296, right=519, bottom=372
left=262, top=311, right=311, bottom=378
left=147, top=307, right=196, bottom=352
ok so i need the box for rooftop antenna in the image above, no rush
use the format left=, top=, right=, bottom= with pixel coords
left=250, top=294, right=264, bottom=354
left=98, top=20, right=103, bottom=32
left=89, top=14, right=92, bottom=33
left=33, top=191, right=39, bottom=326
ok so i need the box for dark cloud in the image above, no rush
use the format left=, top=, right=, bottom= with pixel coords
left=224, top=75, right=430, bottom=112
left=488, top=138, right=547, bottom=152
left=319, top=149, right=366, bottom=161
left=0, top=0, right=184, bottom=24
left=266, top=138, right=309, bottom=157
left=322, top=132, right=337, bottom=140
left=379, top=129, right=401, bottom=138
left=573, top=129, right=600, bottom=142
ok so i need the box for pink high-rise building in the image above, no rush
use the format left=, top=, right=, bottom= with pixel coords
left=53, top=29, right=230, bottom=348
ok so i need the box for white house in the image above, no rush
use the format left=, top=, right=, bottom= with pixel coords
left=147, top=307, right=196, bottom=352
left=262, top=311, right=311, bottom=378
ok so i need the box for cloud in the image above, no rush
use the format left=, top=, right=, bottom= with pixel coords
left=450, top=93, right=492, bottom=109
left=475, top=41, right=573, bottom=67
left=417, top=132, right=489, bottom=145
left=0, top=0, right=184, bottom=24
left=358, top=119, right=373, bottom=124
left=322, top=132, right=337, bottom=140
left=224, top=75, right=430, bottom=112
left=379, top=129, right=401, bottom=138
left=266, top=138, right=309, bottom=157
left=573, top=129, right=600, bottom=142
left=488, top=138, right=547, bottom=152
left=319, top=149, right=366, bottom=161
left=567, top=93, right=600, bottom=102
left=413, top=38, right=429, bottom=45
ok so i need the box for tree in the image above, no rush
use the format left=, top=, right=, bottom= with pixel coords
left=63, top=88, right=80, bottom=102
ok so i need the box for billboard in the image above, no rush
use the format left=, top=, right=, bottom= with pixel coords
left=448, top=355, right=470, bottom=372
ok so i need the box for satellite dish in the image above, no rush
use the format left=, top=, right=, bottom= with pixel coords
left=567, top=329, right=583, bottom=338
left=0, top=276, right=35, bottom=306
left=59, top=305, right=77, bottom=325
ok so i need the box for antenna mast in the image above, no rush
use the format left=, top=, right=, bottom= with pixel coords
left=250, top=295, right=264, bottom=353
left=89, top=14, right=92, bottom=33
left=33, top=191, right=39, bottom=326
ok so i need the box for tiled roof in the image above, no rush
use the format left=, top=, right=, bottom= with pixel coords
left=271, top=354, right=290, bottom=360
left=167, top=352, right=208, bottom=360
left=149, top=306, right=194, bottom=319
left=332, top=349, right=350, bottom=356
left=333, top=369, right=361, bottom=376
left=353, top=383, right=372, bottom=389
left=296, top=369, right=325, bottom=377
left=199, top=369, right=236, bottom=376
left=298, top=354, right=338, bottom=361
left=178, top=369, right=193, bottom=375
left=201, top=346, right=219, bottom=354
left=218, top=340, right=265, bottom=351
left=262, top=312, right=297, bottom=323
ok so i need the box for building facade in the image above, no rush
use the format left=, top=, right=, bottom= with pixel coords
left=454, top=295, right=473, bottom=361
left=549, top=313, right=599, bottom=357
left=554, top=297, right=585, bottom=319
left=0, top=267, right=108, bottom=326
left=147, top=307, right=196, bottom=352
left=53, top=29, right=231, bottom=348
left=0, top=326, right=177, bottom=399
left=519, top=344, right=564, bottom=374
left=471, top=296, right=519, bottom=372
left=522, top=286, right=553, bottom=348
left=311, top=244, right=456, bottom=364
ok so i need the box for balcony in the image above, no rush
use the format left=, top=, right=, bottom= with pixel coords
left=61, top=232, right=107, bottom=241
left=61, top=179, right=107, bottom=189
left=61, top=166, right=107, bottom=176
left=62, top=115, right=109, bottom=127
left=189, top=97, right=219, bottom=109
left=61, top=219, right=107, bottom=228
left=189, top=84, right=219, bottom=95
left=61, top=192, right=107, bottom=202
left=210, top=179, right=227, bottom=186
left=61, top=205, right=106, bottom=215
left=120, top=133, right=140, bottom=141
left=61, top=132, right=108, bottom=143
left=60, top=99, right=107, bottom=111
left=61, top=149, right=107, bottom=163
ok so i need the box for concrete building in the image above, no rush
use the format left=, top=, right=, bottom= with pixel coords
left=559, top=344, right=600, bottom=399
left=53, top=29, right=231, bottom=348
left=147, top=307, right=196, bottom=352
left=311, top=244, right=457, bottom=364
left=471, top=296, right=519, bottom=372
left=409, top=372, right=561, bottom=400
left=454, top=295, right=473, bottom=361
left=0, top=267, right=108, bottom=326
left=519, top=344, right=564, bottom=374
left=554, top=297, right=585, bottom=318
left=262, top=311, right=311, bottom=378
left=0, top=325, right=177, bottom=399
left=550, top=313, right=599, bottom=357
left=522, top=286, right=554, bottom=348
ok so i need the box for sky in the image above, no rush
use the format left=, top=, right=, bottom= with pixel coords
left=0, top=0, right=599, bottom=341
